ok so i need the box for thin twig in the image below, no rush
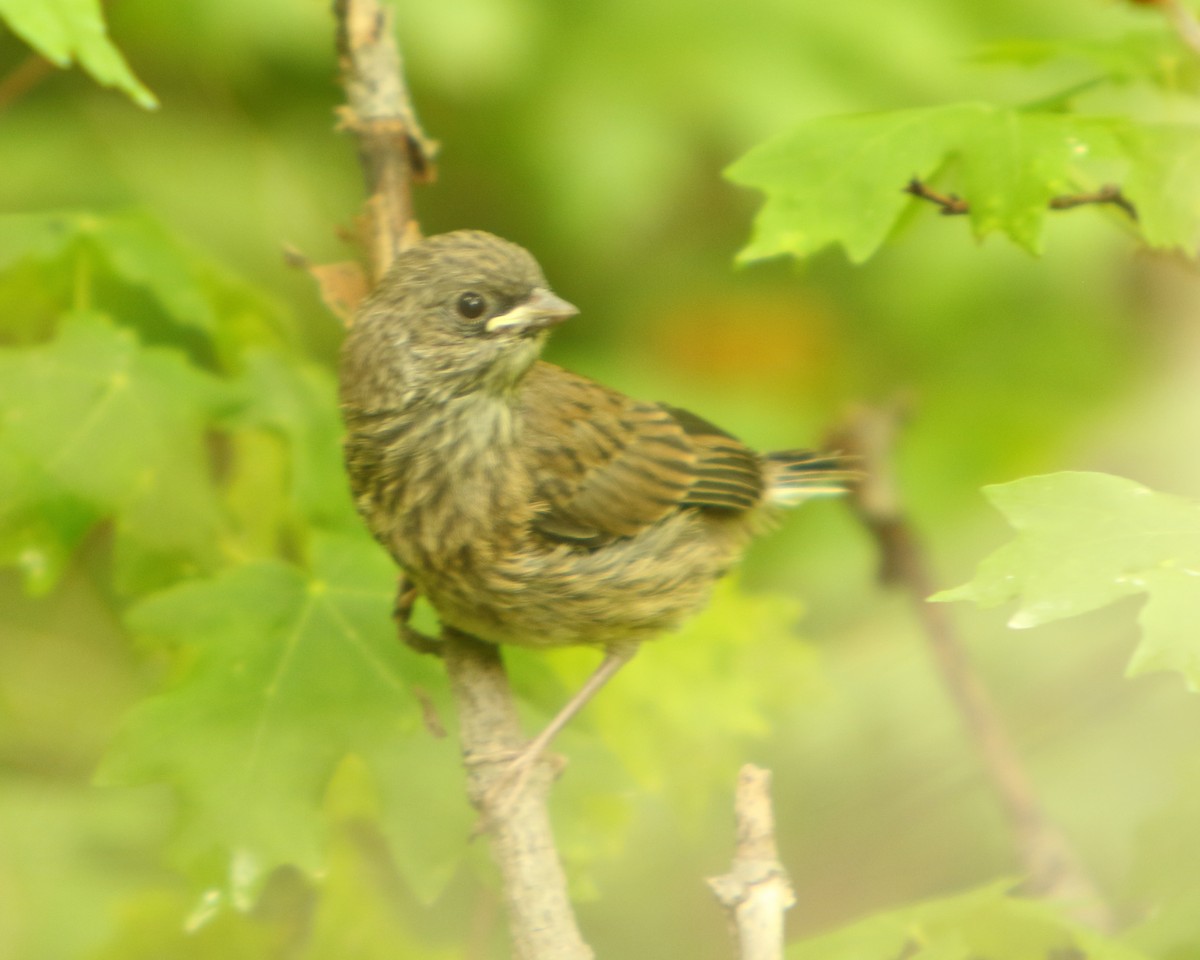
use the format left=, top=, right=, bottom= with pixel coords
left=829, top=403, right=1113, bottom=931
left=906, top=178, right=1138, bottom=221
left=707, top=766, right=795, bottom=960
left=1047, top=184, right=1138, bottom=220
left=329, top=3, right=593, bottom=957
left=905, top=179, right=969, bottom=216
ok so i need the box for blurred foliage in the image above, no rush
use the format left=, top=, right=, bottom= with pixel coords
left=787, top=881, right=1150, bottom=960
left=3, top=0, right=1200, bottom=959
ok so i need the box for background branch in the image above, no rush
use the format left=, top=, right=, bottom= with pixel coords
left=330, top=3, right=593, bottom=957
left=707, top=765, right=795, bottom=960
left=829, top=404, right=1113, bottom=931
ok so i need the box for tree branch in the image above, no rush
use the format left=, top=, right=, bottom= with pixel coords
left=708, top=765, right=795, bottom=960
left=334, top=0, right=437, bottom=279
left=906, top=178, right=1138, bottom=221
left=444, top=631, right=593, bottom=960
left=330, top=3, right=593, bottom=957
left=829, top=404, right=1113, bottom=931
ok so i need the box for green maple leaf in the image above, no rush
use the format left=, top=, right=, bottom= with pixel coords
left=727, top=103, right=1200, bottom=261
left=935, top=472, right=1200, bottom=691
left=97, top=533, right=469, bottom=904
left=0, top=0, right=156, bottom=108
left=0, top=211, right=285, bottom=357
left=1122, top=124, right=1200, bottom=253
left=0, top=313, right=234, bottom=594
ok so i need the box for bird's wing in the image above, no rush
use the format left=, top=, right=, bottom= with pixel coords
left=520, top=363, right=765, bottom=546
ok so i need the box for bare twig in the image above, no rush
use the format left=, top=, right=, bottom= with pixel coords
left=1048, top=185, right=1139, bottom=220
left=905, top=179, right=969, bottom=216
left=707, top=766, right=795, bottom=960
left=906, top=178, right=1138, bottom=221
left=829, top=403, right=1113, bottom=931
left=329, top=3, right=593, bottom=958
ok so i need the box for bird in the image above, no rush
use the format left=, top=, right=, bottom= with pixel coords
left=339, top=229, right=853, bottom=786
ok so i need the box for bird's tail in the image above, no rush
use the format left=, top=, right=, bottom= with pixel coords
left=763, top=450, right=860, bottom=506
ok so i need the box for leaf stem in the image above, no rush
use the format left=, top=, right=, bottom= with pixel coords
left=906, top=178, right=1138, bottom=221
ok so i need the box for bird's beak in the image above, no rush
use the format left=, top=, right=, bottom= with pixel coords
left=485, top=287, right=579, bottom=333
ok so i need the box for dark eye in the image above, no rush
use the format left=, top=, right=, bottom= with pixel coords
left=456, top=291, right=486, bottom=320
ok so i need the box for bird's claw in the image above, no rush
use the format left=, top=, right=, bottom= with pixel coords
left=393, top=576, right=442, bottom=656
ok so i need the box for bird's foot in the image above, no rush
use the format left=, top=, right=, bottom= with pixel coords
left=393, top=576, right=442, bottom=656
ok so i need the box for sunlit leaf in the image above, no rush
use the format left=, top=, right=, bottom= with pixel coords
left=935, top=472, right=1200, bottom=690
left=1121, top=124, right=1200, bottom=253
left=728, top=104, right=1198, bottom=261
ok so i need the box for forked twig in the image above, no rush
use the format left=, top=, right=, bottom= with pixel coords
left=708, top=766, right=795, bottom=960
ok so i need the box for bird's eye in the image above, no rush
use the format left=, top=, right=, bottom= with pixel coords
left=456, top=291, right=487, bottom=320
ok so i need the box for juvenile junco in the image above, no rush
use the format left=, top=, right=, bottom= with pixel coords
left=339, top=230, right=852, bottom=766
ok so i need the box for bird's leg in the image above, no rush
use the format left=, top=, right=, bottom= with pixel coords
left=477, top=643, right=639, bottom=818
left=520, top=642, right=639, bottom=769
left=392, top=575, right=442, bottom=656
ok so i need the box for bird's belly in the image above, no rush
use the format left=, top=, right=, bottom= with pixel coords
left=421, top=511, right=746, bottom=648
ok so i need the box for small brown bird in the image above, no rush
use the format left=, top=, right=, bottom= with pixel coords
left=339, top=230, right=851, bottom=768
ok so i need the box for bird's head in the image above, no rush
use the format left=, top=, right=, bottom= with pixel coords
left=341, top=230, right=578, bottom=408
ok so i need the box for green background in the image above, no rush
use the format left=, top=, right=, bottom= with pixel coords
left=3, top=1, right=1200, bottom=958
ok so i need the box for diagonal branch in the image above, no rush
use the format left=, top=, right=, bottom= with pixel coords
left=829, top=403, right=1113, bottom=931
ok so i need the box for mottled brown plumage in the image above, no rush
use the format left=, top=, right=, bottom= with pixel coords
left=339, top=231, right=852, bottom=775
left=340, top=230, right=850, bottom=655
